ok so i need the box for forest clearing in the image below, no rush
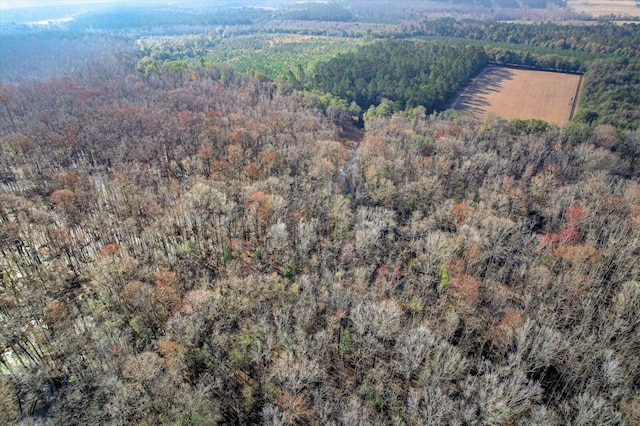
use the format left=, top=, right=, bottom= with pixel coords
left=567, top=0, right=640, bottom=17
left=452, top=66, right=582, bottom=125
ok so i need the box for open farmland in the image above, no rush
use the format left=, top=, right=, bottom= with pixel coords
left=451, top=66, right=582, bottom=125
left=567, top=0, right=640, bottom=17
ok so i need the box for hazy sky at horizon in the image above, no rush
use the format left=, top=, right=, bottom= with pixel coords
left=0, top=0, right=288, bottom=11
left=0, top=0, right=127, bottom=10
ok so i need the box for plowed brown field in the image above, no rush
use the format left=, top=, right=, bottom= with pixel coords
left=567, top=0, right=640, bottom=17
left=452, top=66, right=582, bottom=125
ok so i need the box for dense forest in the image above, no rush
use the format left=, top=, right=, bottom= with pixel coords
left=575, top=57, right=640, bottom=130
left=309, top=40, right=488, bottom=112
left=280, top=3, right=355, bottom=22
left=1, top=1, right=640, bottom=424
left=0, top=30, right=134, bottom=82
left=409, top=19, right=640, bottom=56
left=1, top=59, right=640, bottom=424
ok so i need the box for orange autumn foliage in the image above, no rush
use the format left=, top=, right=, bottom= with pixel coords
left=450, top=274, right=481, bottom=307
left=98, top=243, right=123, bottom=258
left=50, top=189, right=76, bottom=205
left=451, top=203, right=472, bottom=225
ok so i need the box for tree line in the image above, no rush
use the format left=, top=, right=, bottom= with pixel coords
left=280, top=3, right=354, bottom=22
left=576, top=56, right=640, bottom=130
left=408, top=19, right=640, bottom=56
left=308, top=39, right=488, bottom=113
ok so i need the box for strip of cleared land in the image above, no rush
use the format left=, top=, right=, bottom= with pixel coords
left=567, top=0, right=640, bottom=17
left=452, top=66, right=582, bottom=125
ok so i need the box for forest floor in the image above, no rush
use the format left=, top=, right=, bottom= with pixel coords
left=451, top=66, right=582, bottom=125
left=338, top=121, right=365, bottom=145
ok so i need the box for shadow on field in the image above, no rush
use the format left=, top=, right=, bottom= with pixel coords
left=450, top=66, right=515, bottom=115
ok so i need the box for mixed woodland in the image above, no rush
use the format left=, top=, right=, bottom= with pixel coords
left=1, top=1, right=640, bottom=424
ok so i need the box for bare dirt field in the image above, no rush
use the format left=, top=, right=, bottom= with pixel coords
left=567, top=0, right=640, bottom=17
left=451, top=66, right=582, bottom=125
